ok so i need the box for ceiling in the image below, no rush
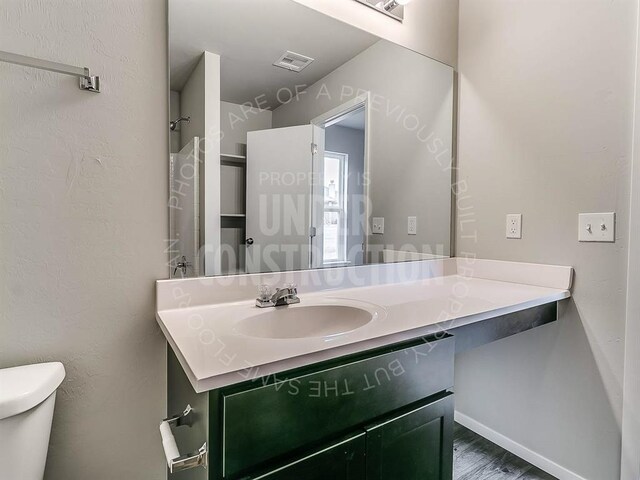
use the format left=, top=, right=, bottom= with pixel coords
left=170, top=0, right=379, bottom=109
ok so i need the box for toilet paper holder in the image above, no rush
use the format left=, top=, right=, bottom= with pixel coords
left=159, top=404, right=208, bottom=473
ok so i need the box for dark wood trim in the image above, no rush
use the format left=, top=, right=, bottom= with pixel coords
left=447, top=302, right=558, bottom=354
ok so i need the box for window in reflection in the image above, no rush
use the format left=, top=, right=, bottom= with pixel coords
left=323, top=151, right=348, bottom=264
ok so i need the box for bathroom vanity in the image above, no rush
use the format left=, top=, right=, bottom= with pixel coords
left=156, top=258, right=572, bottom=480
left=167, top=335, right=455, bottom=480
left=162, top=2, right=574, bottom=477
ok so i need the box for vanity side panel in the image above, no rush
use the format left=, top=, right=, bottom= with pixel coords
left=168, top=347, right=209, bottom=480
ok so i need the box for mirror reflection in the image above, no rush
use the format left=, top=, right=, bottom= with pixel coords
left=169, top=0, right=454, bottom=277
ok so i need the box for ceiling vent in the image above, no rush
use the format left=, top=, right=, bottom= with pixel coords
left=273, top=51, right=314, bottom=73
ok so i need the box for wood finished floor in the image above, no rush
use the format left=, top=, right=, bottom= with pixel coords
left=454, top=423, right=557, bottom=480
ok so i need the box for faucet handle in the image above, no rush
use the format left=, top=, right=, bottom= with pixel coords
left=255, top=284, right=276, bottom=308
left=283, top=284, right=298, bottom=299
left=257, top=284, right=273, bottom=301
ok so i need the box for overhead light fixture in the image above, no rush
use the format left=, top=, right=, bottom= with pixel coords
left=380, top=0, right=411, bottom=11
left=354, top=0, right=412, bottom=22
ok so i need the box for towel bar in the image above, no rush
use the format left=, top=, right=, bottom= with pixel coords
left=0, top=50, right=100, bottom=92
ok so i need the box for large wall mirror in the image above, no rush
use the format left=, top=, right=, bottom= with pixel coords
left=169, top=0, right=454, bottom=277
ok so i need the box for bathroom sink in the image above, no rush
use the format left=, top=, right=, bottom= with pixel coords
left=235, top=303, right=377, bottom=339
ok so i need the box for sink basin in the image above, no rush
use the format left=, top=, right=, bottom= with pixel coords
left=235, top=303, right=377, bottom=339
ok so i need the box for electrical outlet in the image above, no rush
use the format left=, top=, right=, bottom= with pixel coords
left=408, top=216, right=417, bottom=235
left=579, top=212, right=615, bottom=242
left=506, top=214, right=522, bottom=239
left=372, top=217, right=384, bottom=234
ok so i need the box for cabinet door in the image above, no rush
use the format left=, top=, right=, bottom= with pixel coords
left=366, top=393, right=454, bottom=480
left=249, top=433, right=365, bottom=480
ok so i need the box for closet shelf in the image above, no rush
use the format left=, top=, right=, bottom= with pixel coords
left=221, top=153, right=246, bottom=161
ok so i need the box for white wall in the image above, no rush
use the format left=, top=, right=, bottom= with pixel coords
left=170, top=90, right=181, bottom=153
left=181, top=52, right=221, bottom=276
left=220, top=101, right=273, bottom=156
left=292, top=0, right=458, bottom=67
left=621, top=5, right=640, bottom=478
left=456, top=0, right=636, bottom=478
left=0, top=0, right=167, bottom=479
left=180, top=57, right=206, bottom=151
left=180, top=56, right=206, bottom=274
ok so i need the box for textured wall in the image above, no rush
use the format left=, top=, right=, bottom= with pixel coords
left=455, top=0, right=635, bottom=478
left=0, top=0, right=168, bottom=478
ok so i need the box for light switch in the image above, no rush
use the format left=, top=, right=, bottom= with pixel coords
left=408, top=216, right=417, bottom=235
left=372, top=217, right=384, bottom=234
left=579, top=213, right=615, bottom=242
left=506, top=214, right=522, bottom=239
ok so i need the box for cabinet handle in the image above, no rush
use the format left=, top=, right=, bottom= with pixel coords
left=246, top=237, right=254, bottom=245
left=159, top=405, right=207, bottom=473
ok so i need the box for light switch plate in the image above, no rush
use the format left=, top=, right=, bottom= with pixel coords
left=372, top=217, right=384, bottom=234
left=579, top=212, right=615, bottom=242
left=408, top=216, right=417, bottom=235
left=506, top=214, right=522, bottom=239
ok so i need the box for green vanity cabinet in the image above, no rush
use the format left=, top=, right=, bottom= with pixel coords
left=248, top=433, right=367, bottom=480
left=167, top=334, right=455, bottom=480
left=221, top=335, right=455, bottom=478
left=365, top=393, right=454, bottom=480
left=248, top=393, right=454, bottom=480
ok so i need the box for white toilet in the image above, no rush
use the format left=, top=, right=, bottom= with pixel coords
left=0, top=362, right=65, bottom=480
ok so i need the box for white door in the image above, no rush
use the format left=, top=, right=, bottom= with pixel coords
left=246, top=125, right=313, bottom=273
left=310, top=124, right=325, bottom=268
left=169, top=137, right=200, bottom=278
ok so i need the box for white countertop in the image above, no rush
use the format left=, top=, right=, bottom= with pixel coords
left=157, top=260, right=572, bottom=392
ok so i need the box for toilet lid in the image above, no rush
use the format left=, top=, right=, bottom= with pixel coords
left=0, top=362, right=65, bottom=420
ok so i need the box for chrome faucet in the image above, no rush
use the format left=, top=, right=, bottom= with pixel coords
left=255, top=284, right=300, bottom=308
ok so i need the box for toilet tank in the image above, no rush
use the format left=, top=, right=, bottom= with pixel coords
left=0, top=362, right=65, bottom=480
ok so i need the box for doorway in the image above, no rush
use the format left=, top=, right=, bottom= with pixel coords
left=311, top=95, right=369, bottom=268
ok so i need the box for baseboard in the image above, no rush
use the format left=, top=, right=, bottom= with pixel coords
left=454, top=411, right=587, bottom=480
